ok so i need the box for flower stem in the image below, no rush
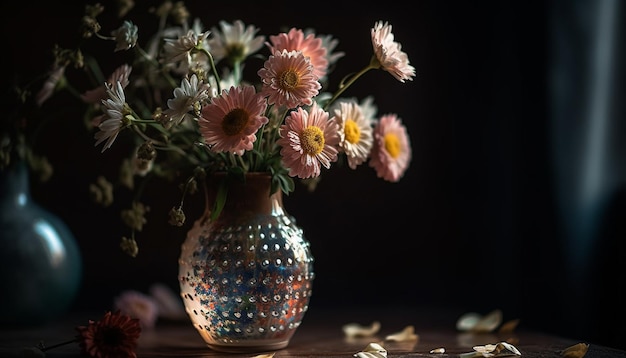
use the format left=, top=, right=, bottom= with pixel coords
left=199, top=48, right=221, bottom=94
left=38, top=338, right=79, bottom=351
left=323, top=56, right=380, bottom=111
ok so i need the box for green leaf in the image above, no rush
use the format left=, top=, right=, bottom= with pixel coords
left=270, top=167, right=294, bottom=195
left=210, top=176, right=229, bottom=221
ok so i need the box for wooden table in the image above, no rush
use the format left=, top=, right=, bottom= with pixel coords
left=1, top=306, right=624, bottom=357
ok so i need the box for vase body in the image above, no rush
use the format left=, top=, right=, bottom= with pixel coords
left=0, top=162, right=82, bottom=326
left=178, top=173, right=314, bottom=353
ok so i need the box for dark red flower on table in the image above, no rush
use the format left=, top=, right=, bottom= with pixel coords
left=75, top=310, right=142, bottom=358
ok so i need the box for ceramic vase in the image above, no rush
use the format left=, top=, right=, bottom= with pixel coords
left=0, top=161, right=82, bottom=326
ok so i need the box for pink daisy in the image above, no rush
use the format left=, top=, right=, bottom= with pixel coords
left=258, top=49, right=321, bottom=109
left=369, top=113, right=412, bottom=182
left=198, top=85, right=269, bottom=155
left=35, top=64, right=65, bottom=107
left=277, top=101, right=340, bottom=179
left=81, top=64, right=132, bottom=104
left=267, top=28, right=329, bottom=79
left=371, top=21, right=416, bottom=83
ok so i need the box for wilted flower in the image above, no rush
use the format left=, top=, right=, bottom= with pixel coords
left=75, top=310, right=142, bottom=357
left=27, top=310, right=141, bottom=358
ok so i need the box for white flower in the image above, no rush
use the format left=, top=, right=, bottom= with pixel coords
left=335, top=100, right=374, bottom=169
left=161, top=29, right=210, bottom=68
left=208, top=19, right=265, bottom=64
left=111, top=21, right=138, bottom=52
left=94, top=81, right=127, bottom=152
left=163, top=74, right=211, bottom=126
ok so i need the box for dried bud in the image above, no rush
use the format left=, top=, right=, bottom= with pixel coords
left=116, top=0, right=135, bottom=18
left=137, top=141, right=157, bottom=161
left=134, top=158, right=153, bottom=176
left=26, top=151, right=53, bottom=183
left=73, top=49, right=84, bottom=69
left=152, top=107, right=174, bottom=129
left=170, top=1, right=189, bottom=25
left=80, top=15, right=101, bottom=38
left=52, top=45, right=75, bottom=68
left=84, top=3, right=105, bottom=17
left=89, top=176, right=114, bottom=207
left=168, top=206, right=185, bottom=227
left=193, top=167, right=206, bottom=181
left=119, top=158, right=134, bottom=189
left=120, top=236, right=139, bottom=258
left=153, top=0, right=172, bottom=17
left=121, top=201, right=149, bottom=232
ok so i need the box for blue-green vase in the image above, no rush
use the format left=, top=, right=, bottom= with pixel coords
left=0, top=161, right=82, bottom=326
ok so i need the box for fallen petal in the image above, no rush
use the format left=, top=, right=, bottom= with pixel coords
left=473, top=344, right=498, bottom=353
left=457, top=312, right=483, bottom=331
left=472, top=309, right=503, bottom=333
left=467, top=342, right=521, bottom=357
left=561, top=343, right=589, bottom=358
left=354, top=342, right=387, bottom=358
left=343, top=321, right=382, bottom=337
left=251, top=354, right=275, bottom=358
left=500, top=342, right=521, bottom=356
left=384, top=325, right=419, bottom=342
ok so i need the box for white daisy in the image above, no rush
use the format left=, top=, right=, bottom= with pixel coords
left=94, top=81, right=128, bottom=152
left=208, top=20, right=265, bottom=64
left=163, top=74, right=211, bottom=126
left=111, top=21, right=138, bottom=52
left=161, top=29, right=210, bottom=68
left=334, top=101, right=373, bottom=169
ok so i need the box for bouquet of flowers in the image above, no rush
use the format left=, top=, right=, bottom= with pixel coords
left=33, top=1, right=415, bottom=257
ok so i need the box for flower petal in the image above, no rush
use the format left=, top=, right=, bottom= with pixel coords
left=343, top=321, right=381, bottom=338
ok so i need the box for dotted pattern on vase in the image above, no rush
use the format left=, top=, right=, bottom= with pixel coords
left=179, top=214, right=314, bottom=346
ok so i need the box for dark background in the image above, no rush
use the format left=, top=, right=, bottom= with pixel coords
left=4, top=0, right=625, bottom=351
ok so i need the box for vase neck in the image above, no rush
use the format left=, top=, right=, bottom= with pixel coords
left=0, top=161, right=31, bottom=207
left=206, top=173, right=283, bottom=220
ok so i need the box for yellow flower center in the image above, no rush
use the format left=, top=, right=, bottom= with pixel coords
left=222, top=108, right=249, bottom=136
left=344, top=119, right=360, bottom=144
left=300, top=126, right=325, bottom=155
left=280, top=69, right=300, bottom=90
left=384, top=133, right=401, bottom=158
